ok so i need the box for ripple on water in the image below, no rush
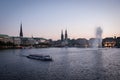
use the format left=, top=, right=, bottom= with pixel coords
left=0, top=48, right=120, bottom=80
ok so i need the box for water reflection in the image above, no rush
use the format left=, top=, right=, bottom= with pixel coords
left=92, top=49, right=104, bottom=80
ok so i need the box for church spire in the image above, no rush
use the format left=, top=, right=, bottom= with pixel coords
left=61, top=30, right=64, bottom=41
left=65, top=29, right=67, bottom=40
left=20, top=23, right=23, bottom=37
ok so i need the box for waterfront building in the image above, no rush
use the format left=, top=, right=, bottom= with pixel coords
left=21, top=37, right=34, bottom=46
left=116, top=37, right=120, bottom=48
left=33, top=38, right=50, bottom=48
left=102, top=37, right=116, bottom=48
left=88, top=38, right=96, bottom=47
left=76, top=38, right=88, bottom=48
left=12, top=37, right=21, bottom=46
left=0, top=34, right=13, bottom=43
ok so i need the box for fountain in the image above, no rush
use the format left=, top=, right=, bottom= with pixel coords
left=92, top=27, right=103, bottom=48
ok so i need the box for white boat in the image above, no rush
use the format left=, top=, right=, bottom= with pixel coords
left=27, top=54, right=53, bottom=61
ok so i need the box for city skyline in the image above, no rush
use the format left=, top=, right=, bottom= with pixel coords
left=0, top=0, right=120, bottom=40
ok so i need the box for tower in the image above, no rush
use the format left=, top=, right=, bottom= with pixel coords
left=20, top=23, right=23, bottom=37
left=65, top=29, right=68, bottom=40
left=61, top=30, right=64, bottom=41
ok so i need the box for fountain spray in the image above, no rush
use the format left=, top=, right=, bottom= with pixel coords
left=93, top=27, right=103, bottom=48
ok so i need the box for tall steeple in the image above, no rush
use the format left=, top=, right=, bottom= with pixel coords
left=20, top=23, right=23, bottom=37
left=61, top=30, right=64, bottom=41
left=65, top=29, right=67, bottom=40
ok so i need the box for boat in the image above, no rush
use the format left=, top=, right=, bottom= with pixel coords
left=27, top=54, right=53, bottom=61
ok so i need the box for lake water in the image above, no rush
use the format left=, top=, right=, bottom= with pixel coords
left=0, top=48, right=120, bottom=80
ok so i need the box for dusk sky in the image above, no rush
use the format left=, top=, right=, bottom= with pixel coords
left=0, top=0, right=120, bottom=40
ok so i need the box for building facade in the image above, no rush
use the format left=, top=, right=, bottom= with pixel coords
left=102, top=37, right=116, bottom=48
